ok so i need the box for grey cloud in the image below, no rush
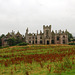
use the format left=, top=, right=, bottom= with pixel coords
left=0, top=0, right=75, bottom=36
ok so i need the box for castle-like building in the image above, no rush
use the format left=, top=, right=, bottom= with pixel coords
left=1, top=25, right=68, bottom=46
left=25, top=25, right=68, bottom=44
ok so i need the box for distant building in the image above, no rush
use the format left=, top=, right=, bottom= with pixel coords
left=25, top=25, right=68, bottom=44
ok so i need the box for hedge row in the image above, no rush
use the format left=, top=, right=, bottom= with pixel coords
left=17, top=42, right=28, bottom=46
left=68, top=43, right=75, bottom=45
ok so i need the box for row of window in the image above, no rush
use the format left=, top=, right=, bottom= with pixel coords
left=57, top=36, right=66, bottom=40
left=29, top=37, right=37, bottom=39
left=29, top=36, right=65, bottom=40
left=29, top=40, right=65, bottom=44
left=29, top=40, right=43, bottom=44
left=29, top=36, right=42, bottom=39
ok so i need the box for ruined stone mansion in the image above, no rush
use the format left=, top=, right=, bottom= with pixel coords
left=25, top=25, right=68, bottom=44
left=1, top=25, right=68, bottom=46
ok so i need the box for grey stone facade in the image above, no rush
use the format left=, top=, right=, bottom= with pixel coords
left=25, top=25, right=68, bottom=44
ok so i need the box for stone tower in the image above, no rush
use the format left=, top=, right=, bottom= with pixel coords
left=25, top=28, right=29, bottom=43
left=43, top=25, right=52, bottom=44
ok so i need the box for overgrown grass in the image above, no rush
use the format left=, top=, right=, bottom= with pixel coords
left=0, top=45, right=75, bottom=75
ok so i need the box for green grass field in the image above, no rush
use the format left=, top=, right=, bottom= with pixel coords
left=0, top=45, right=75, bottom=75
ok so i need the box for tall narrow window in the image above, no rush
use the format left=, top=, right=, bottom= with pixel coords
left=35, top=36, right=37, bottom=39
left=47, top=41, right=49, bottom=44
left=35, top=40, right=37, bottom=44
left=40, top=41, right=42, bottom=44
left=40, top=36, right=42, bottom=39
left=63, top=40, right=65, bottom=44
left=63, top=36, right=65, bottom=38
left=32, top=41, right=34, bottom=44
left=46, top=30, right=49, bottom=38
left=57, top=36, right=60, bottom=41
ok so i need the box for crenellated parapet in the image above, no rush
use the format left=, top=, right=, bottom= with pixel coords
left=43, top=25, right=51, bottom=29
left=54, top=29, right=68, bottom=35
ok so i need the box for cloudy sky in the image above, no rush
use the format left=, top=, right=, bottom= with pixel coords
left=0, top=0, right=75, bottom=36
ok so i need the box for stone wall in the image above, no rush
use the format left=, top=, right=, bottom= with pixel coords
left=25, top=25, right=68, bottom=45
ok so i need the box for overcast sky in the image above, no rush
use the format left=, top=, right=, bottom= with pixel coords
left=0, top=0, right=75, bottom=36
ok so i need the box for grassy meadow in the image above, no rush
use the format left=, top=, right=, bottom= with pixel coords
left=0, top=45, right=75, bottom=75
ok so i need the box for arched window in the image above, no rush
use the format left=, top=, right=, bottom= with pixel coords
left=63, top=40, right=65, bottom=44
left=40, top=36, right=42, bottom=39
left=35, top=36, right=37, bottom=39
left=63, top=36, right=65, bottom=38
left=35, top=40, right=37, bottom=44
left=51, top=40, right=54, bottom=44
left=40, top=41, right=42, bottom=44
left=57, top=36, right=60, bottom=40
left=32, top=41, right=34, bottom=44
left=47, top=41, right=49, bottom=44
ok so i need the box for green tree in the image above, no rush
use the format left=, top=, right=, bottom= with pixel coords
left=0, top=37, right=2, bottom=46
left=67, top=32, right=73, bottom=42
left=0, top=34, right=5, bottom=47
left=0, top=34, right=5, bottom=38
left=16, top=36, right=22, bottom=44
left=71, top=38, right=75, bottom=43
left=7, top=37, right=16, bottom=46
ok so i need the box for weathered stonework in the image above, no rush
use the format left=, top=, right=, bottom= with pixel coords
left=25, top=25, right=68, bottom=44
left=1, top=31, right=23, bottom=46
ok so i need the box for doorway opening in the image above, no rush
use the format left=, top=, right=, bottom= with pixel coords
left=47, top=41, right=49, bottom=44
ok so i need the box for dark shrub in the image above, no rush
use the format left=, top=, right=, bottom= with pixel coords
left=17, top=42, right=28, bottom=46
left=68, top=43, right=75, bottom=45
